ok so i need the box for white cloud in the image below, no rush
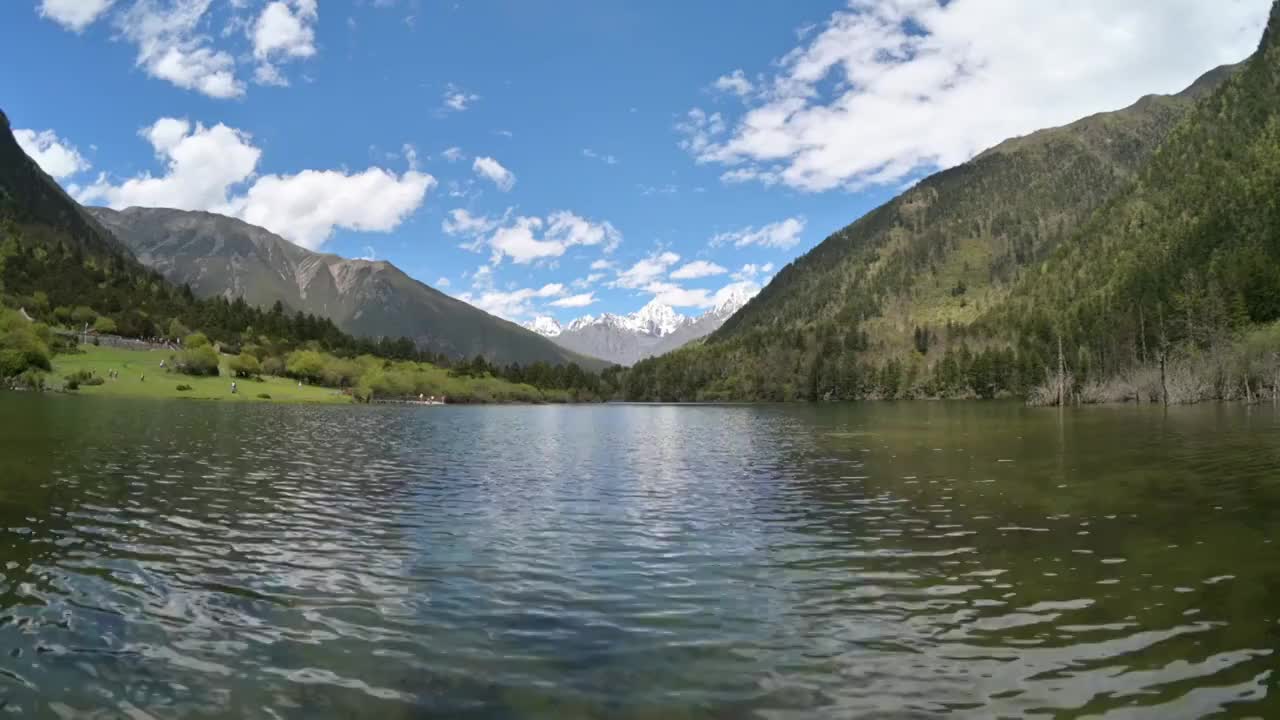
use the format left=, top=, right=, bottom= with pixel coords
left=116, top=0, right=245, bottom=99
left=545, top=210, right=621, bottom=254
left=670, top=260, right=727, bottom=280
left=13, top=129, right=91, bottom=179
left=732, top=262, right=775, bottom=281
left=486, top=216, right=557, bottom=264
left=710, top=217, right=805, bottom=249
left=454, top=210, right=620, bottom=265
left=402, top=143, right=419, bottom=171
left=549, top=292, right=596, bottom=308
left=441, top=146, right=464, bottom=163
left=589, top=259, right=614, bottom=271
left=76, top=117, right=434, bottom=250
left=38, top=0, right=115, bottom=31
left=644, top=280, right=762, bottom=309
left=472, top=156, right=515, bottom=191
left=572, top=272, right=606, bottom=289
left=457, top=282, right=565, bottom=321
left=251, top=0, right=317, bottom=85
left=682, top=0, right=1272, bottom=192
left=441, top=208, right=501, bottom=237
left=434, top=277, right=451, bottom=288
left=582, top=148, right=618, bottom=165
left=712, top=69, right=754, bottom=97
left=226, top=167, right=433, bottom=250
left=442, top=82, right=479, bottom=112
left=613, top=251, right=680, bottom=289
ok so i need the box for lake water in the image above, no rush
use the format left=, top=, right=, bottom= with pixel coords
left=0, top=396, right=1277, bottom=718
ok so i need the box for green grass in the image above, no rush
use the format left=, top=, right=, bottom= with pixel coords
left=52, top=345, right=351, bottom=404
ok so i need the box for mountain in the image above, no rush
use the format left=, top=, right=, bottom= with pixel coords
left=0, top=111, right=137, bottom=264
left=0, top=110, right=369, bottom=355
left=86, top=206, right=610, bottom=369
left=525, top=288, right=754, bottom=366
left=622, top=53, right=1248, bottom=401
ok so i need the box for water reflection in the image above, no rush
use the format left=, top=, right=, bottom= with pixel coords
left=0, top=396, right=1276, bottom=717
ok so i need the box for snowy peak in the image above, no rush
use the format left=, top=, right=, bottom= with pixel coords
left=524, top=315, right=563, bottom=337
left=628, top=300, right=689, bottom=337
left=710, top=285, right=753, bottom=319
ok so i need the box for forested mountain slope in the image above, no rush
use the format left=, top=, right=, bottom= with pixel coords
left=624, top=35, right=1266, bottom=402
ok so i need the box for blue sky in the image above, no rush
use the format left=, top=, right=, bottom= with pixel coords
left=2, top=1, right=1271, bottom=324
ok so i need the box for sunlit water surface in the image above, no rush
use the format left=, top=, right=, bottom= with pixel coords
left=0, top=396, right=1278, bottom=718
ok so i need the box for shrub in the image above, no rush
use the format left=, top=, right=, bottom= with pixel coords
left=176, top=384, right=193, bottom=392
left=167, top=318, right=190, bottom=341
left=0, top=308, right=52, bottom=378
left=63, top=370, right=105, bottom=389
left=262, top=356, right=285, bottom=376
left=178, top=345, right=220, bottom=376
left=184, top=332, right=211, bottom=350
left=228, top=352, right=261, bottom=378
left=256, top=393, right=271, bottom=400
left=92, top=316, right=118, bottom=335
left=70, top=306, right=97, bottom=327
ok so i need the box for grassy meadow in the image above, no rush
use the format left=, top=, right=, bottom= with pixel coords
left=52, top=345, right=351, bottom=404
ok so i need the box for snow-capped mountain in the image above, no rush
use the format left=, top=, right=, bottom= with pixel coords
left=523, top=289, right=755, bottom=366
left=525, top=315, right=563, bottom=337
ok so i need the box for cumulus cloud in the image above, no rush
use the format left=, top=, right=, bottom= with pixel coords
left=14, top=129, right=91, bottom=179
left=75, top=117, right=434, bottom=250
left=549, top=292, right=596, bottom=308
left=441, top=208, right=501, bottom=238
left=589, top=259, right=614, bottom=271
left=38, top=0, right=115, bottom=31
left=642, top=280, right=760, bottom=310
left=472, top=156, right=515, bottom=191
left=251, top=0, right=317, bottom=86
left=710, top=217, right=805, bottom=249
left=732, top=262, right=775, bottom=281
left=681, top=0, right=1272, bottom=192
left=41, top=0, right=322, bottom=97
left=670, top=260, right=727, bottom=280
left=447, top=209, right=620, bottom=265
left=442, top=82, right=479, bottom=112
left=613, top=251, right=681, bottom=289
left=434, top=276, right=451, bottom=288
left=572, top=272, right=606, bottom=289
left=457, top=282, right=565, bottom=321
left=545, top=210, right=621, bottom=254
left=116, top=0, right=245, bottom=99
left=441, top=146, right=464, bottom=163
left=712, top=69, right=754, bottom=97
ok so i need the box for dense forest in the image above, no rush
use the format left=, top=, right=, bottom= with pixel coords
left=622, top=3, right=1280, bottom=405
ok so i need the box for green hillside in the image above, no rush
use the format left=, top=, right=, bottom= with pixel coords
left=624, top=5, right=1280, bottom=404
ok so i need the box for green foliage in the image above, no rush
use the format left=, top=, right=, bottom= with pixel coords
left=0, top=306, right=51, bottom=378
left=256, top=393, right=271, bottom=400
left=176, top=384, right=193, bottom=392
left=167, top=318, right=190, bottom=340
left=70, top=306, right=96, bottom=327
left=184, top=332, right=210, bottom=349
left=228, top=352, right=261, bottom=378
left=92, top=316, right=117, bottom=334
left=178, top=345, right=220, bottom=376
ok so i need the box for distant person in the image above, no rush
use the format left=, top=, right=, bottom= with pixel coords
left=231, top=382, right=238, bottom=395
left=140, top=374, right=145, bottom=382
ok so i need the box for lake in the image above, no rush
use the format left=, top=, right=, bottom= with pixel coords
left=0, top=395, right=1277, bottom=718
